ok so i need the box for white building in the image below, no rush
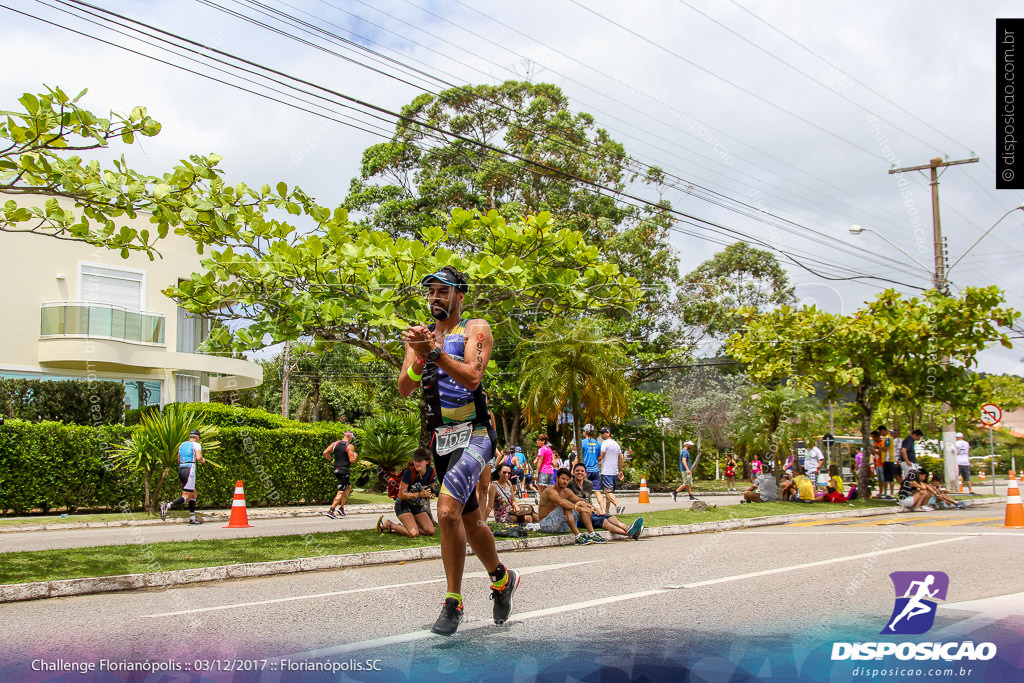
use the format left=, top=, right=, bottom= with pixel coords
left=1, top=196, right=262, bottom=408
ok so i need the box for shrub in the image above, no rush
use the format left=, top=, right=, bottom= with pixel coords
left=166, top=402, right=313, bottom=429
left=0, top=378, right=124, bottom=425
left=0, top=419, right=361, bottom=513
left=0, top=420, right=136, bottom=513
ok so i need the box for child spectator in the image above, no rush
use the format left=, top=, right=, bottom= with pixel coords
left=820, top=464, right=848, bottom=503
left=750, top=456, right=763, bottom=482
left=724, top=455, right=737, bottom=492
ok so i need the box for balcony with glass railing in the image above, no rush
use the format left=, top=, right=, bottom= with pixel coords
left=40, top=302, right=165, bottom=345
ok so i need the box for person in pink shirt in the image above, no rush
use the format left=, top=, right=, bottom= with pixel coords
left=750, top=457, right=762, bottom=482
left=534, top=434, right=555, bottom=496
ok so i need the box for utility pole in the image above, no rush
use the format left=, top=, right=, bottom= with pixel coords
left=889, top=156, right=978, bottom=487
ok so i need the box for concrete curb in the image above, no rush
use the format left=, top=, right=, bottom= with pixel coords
left=0, top=499, right=1003, bottom=604
left=0, top=504, right=396, bottom=534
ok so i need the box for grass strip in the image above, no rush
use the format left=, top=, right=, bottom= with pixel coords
left=0, top=493, right=395, bottom=527
left=0, top=499, right=897, bottom=585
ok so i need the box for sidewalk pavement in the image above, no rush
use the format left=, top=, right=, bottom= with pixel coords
left=0, top=497, right=1003, bottom=604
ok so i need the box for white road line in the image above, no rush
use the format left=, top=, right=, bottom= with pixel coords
left=282, top=535, right=981, bottom=657
left=669, top=536, right=970, bottom=589
left=287, top=589, right=669, bottom=658
left=141, top=560, right=598, bottom=618
left=728, top=530, right=1018, bottom=537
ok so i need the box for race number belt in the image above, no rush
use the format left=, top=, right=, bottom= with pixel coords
left=434, top=421, right=473, bottom=456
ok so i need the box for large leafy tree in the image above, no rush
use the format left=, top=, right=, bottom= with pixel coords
left=0, top=85, right=269, bottom=258
left=517, top=317, right=632, bottom=453
left=680, top=242, right=796, bottom=352
left=169, top=208, right=638, bottom=362
left=344, top=80, right=686, bottom=379
left=730, top=385, right=825, bottom=478
left=727, top=286, right=1019, bottom=496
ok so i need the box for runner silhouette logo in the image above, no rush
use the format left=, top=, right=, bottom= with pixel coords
left=881, top=571, right=949, bottom=635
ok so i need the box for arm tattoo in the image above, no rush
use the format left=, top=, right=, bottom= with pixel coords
left=475, top=340, right=483, bottom=372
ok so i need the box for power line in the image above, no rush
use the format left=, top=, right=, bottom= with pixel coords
left=11, top=0, right=930, bottom=290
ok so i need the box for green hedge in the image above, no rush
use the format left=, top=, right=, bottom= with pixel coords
left=0, top=420, right=136, bottom=513
left=0, top=378, right=125, bottom=425
left=166, top=402, right=317, bottom=430
left=0, top=420, right=366, bottom=513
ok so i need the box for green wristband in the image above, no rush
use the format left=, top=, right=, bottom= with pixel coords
left=407, top=366, right=423, bottom=382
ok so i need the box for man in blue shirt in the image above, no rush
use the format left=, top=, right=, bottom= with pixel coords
left=673, top=440, right=696, bottom=503
left=160, top=429, right=206, bottom=524
left=900, top=429, right=924, bottom=479
left=579, top=424, right=606, bottom=514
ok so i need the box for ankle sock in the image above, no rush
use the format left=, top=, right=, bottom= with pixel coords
left=489, top=564, right=508, bottom=589
left=444, top=592, right=463, bottom=607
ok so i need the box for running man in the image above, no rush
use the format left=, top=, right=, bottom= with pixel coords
left=597, top=426, right=625, bottom=515
left=579, top=424, right=606, bottom=514
left=160, top=429, right=205, bottom=524
left=398, top=265, right=519, bottom=636
left=887, top=574, right=939, bottom=632
left=323, top=430, right=357, bottom=518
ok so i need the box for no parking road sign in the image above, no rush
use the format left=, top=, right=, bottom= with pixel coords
left=980, top=403, right=1002, bottom=427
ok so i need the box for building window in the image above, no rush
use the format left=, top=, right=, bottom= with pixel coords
left=80, top=264, right=144, bottom=310
left=175, top=372, right=200, bottom=403
left=176, top=306, right=210, bottom=354
left=124, top=380, right=162, bottom=410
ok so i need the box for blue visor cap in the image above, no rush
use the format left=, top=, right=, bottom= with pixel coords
left=420, top=271, right=468, bottom=294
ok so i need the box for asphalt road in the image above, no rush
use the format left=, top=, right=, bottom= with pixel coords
left=0, top=491, right=722, bottom=552
left=1, top=506, right=1020, bottom=681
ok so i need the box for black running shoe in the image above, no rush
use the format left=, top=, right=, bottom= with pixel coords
left=337, top=507, right=346, bottom=517
left=188, top=518, right=204, bottom=525
left=491, top=569, right=520, bottom=625
left=431, top=597, right=464, bottom=636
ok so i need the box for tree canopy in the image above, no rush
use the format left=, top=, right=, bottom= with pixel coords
left=727, top=286, right=1019, bottom=494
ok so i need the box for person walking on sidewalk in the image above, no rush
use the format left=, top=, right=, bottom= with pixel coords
left=579, top=424, right=607, bottom=514
left=160, top=429, right=206, bottom=524
left=597, top=427, right=625, bottom=515
left=398, top=265, right=519, bottom=636
left=955, top=432, right=974, bottom=495
left=322, top=431, right=357, bottom=518
left=673, top=440, right=696, bottom=502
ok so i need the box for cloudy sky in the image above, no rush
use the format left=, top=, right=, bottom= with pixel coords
left=4, top=0, right=1023, bottom=375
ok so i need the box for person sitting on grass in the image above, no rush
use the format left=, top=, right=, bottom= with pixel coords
left=742, top=461, right=778, bottom=503
left=568, top=463, right=643, bottom=539
left=820, top=464, right=848, bottom=503
left=486, top=463, right=538, bottom=524
left=376, top=451, right=437, bottom=537
left=917, top=467, right=965, bottom=510
left=779, top=472, right=795, bottom=500
left=538, top=468, right=603, bottom=545
left=788, top=466, right=817, bottom=503
left=895, top=466, right=934, bottom=513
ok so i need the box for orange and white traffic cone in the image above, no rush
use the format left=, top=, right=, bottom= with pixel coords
left=1005, top=471, right=1024, bottom=529
left=638, top=476, right=651, bottom=505
left=223, top=480, right=253, bottom=528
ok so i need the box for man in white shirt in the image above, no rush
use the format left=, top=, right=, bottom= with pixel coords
left=805, top=441, right=824, bottom=485
left=955, top=432, right=973, bottom=495
left=597, top=427, right=625, bottom=515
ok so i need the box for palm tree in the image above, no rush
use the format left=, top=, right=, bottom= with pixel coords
left=518, top=318, right=632, bottom=449
left=359, top=412, right=419, bottom=490
left=108, top=405, right=220, bottom=511
left=731, top=385, right=824, bottom=477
